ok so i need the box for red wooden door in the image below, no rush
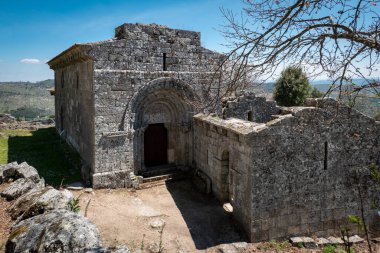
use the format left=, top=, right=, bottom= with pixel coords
left=144, top=124, right=168, bottom=167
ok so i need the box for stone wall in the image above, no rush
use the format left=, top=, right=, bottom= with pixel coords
left=247, top=102, right=380, bottom=242
left=53, top=58, right=95, bottom=183
left=193, top=115, right=262, bottom=238
left=222, top=91, right=280, bottom=123
left=194, top=101, right=380, bottom=242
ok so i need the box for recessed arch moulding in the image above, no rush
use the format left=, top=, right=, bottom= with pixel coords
left=129, top=77, right=199, bottom=175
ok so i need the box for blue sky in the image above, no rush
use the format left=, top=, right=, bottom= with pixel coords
left=0, top=0, right=243, bottom=82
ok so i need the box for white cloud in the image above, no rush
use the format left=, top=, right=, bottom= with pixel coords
left=20, top=58, right=41, bottom=64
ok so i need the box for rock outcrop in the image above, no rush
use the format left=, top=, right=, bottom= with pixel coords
left=5, top=209, right=102, bottom=253
left=1, top=178, right=45, bottom=201
left=9, top=187, right=73, bottom=222
left=0, top=162, right=18, bottom=184
left=2, top=162, right=40, bottom=183
left=1, top=161, right=130, bottom=253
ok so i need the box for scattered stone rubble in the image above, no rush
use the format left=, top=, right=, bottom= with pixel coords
left=0, top=161, right=131, bottom=253
left=0, top=113, right=16, bottom=123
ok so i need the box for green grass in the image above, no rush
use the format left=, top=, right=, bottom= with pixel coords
left=0, top=127, right=81, bottom=186
left=323, top=245, right=337, bottom=253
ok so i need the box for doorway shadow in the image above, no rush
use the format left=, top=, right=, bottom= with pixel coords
left=165, top=179, right=245, bottom=250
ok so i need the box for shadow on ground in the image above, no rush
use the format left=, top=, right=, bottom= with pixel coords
left=7, top=127, right=81, bottom=186
left=165, top=180, right=245, bottom=250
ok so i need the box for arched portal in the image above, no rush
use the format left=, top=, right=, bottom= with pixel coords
left=130, top=78, right=199, bottom=176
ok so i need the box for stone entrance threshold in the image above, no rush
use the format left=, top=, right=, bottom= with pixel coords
left=74, top=179, right=244, bottom=252
left=138, top=165, right=192, bottom=189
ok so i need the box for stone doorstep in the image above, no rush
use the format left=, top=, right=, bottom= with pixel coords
left=138, top=171, right=191, bottom=189
left=66, top=181, right=85, bottom=190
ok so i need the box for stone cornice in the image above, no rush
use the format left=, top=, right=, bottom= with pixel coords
left=47, top=44, right=93, bottom=70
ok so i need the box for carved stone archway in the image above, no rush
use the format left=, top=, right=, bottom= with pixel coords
left=129, top=78, right=199, bottom=175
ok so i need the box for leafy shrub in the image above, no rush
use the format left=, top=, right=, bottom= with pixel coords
left=274, top=66, right=310, bottom=106
left=10, top=106, right=51, bottom=120
left=323, top=245, right=336, bottom=253
left=68, top=196, right=81, bottom=213
left=309, top=86, right=324, bottom=98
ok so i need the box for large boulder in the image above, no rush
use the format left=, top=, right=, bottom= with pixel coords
left=5, top=209, right=102, bottom=253
left=0, top=162, right=18, bottom=184
left=1, top=178, right=45, bottom=201
left=3, top=162, right=40, bottom=183
left=9, top=187, right=74, bottom=222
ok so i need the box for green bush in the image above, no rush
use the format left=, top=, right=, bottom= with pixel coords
left=309, top=86, right=324, bottom=98
left=10, top=106, right=51, bottom=121
left=274, top=66, right=310, bottom=106
left=68, top=196, right=81, bottom=213
left=323, top=245, right=336, bottom=253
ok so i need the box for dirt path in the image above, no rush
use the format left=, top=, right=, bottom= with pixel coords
left=0, top=183, right=12, bottom=253
left=74, top=180, right=380, bottom=253
left=75, top=180, right=243, bottom=252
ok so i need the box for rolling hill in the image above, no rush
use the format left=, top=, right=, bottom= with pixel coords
left=0, top=79, right=54, bottom=120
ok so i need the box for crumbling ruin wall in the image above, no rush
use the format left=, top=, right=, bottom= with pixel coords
left=87, top=23, right=223, bottom=188
left=247, top=102, right=380, bottom=242
left=222, top=91, right=280, bottom=123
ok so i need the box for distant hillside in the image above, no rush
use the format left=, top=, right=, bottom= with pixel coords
left=0, top=79, right=54, bottom=120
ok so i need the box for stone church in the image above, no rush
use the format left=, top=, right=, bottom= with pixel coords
left=48, top=23, right=380, bottom=242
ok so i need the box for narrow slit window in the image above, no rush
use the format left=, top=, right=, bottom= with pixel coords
left=324, top=141, right=328, bottom=170
left=76, top=73, right=79, bottom=89
left=61, top=71, right=64, bottom=88
left=163, top=53, right=167, bottom=71
left=60, top=106, right=64, bottom=131
left=248, top=111, right=253, bottom=121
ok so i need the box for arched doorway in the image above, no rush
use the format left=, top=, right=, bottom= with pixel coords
left=144, top=123, right=168, bottom=167
left=129, top=78, right=199, bottom=176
